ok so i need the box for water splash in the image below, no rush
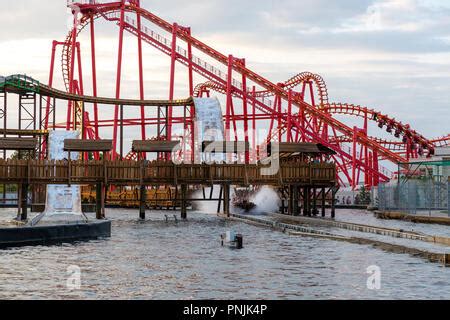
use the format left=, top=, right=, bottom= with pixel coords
left=191, top=186, right=237, bottom=214
left=249, top=186, right=280, bottom=215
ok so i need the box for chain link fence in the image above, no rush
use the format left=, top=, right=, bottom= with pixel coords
left=378, top=179, right=449, bottom=215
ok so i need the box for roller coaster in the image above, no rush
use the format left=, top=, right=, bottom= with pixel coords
left=1, top=0, right=448, bottom=190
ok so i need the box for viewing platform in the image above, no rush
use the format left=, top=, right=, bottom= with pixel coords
left=0, top=159, right=336, bottom=187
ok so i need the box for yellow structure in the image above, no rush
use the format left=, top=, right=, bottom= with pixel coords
left=82, top=186, right=177, bottom=208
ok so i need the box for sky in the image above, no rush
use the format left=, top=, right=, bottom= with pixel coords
left=0, top=0, right=449, bottom=141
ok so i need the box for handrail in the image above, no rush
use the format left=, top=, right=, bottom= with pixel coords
left=0, top=159, right=336, bottom=186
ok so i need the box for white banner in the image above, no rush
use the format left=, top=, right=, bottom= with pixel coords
left=43, top=130, right=83, bottom=217
left=194, top=97, right=225, bottom=163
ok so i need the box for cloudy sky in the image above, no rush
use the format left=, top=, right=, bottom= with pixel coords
left=1, top=0, right=449, bottom=140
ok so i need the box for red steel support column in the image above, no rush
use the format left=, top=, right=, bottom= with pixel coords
left=230, top=100, right=238, bottom=142
left=226, top=55, right=233, bottom=142
left=373, top=149, right=380, bottom=187
left=168, top=23, right=178, bottom=142
left=287, top=90, right=293, bottom=142
left=112, top=2, right=125, bottom=158
left=299, top=101, right=305, bottom=142
left=76, top=43, right=84, bottom=96
left=76, top=43, right=85, bottom=141
left=67, top=11, right=79, bottom=131
left=44, top=41, right=57, bottom=131
left=352, top=126, right=358, bottom=190
left=187, top=28, right=194, bottom=97
left=136, top=1, right=146, bottom=146
left=309, top=82, right=318, bottom=132
left=42, top=40, right=58, bottom=158
left=277, top=94, right=282, bottom=142
left=364, top=109, right=369, bottom=186
left=90, top=15, right=99, bottom=140
left=187, top=28, right=195, bottom=163
left=252, top=86, right=256, bottom=162
left=241, top=60, right=249, bottom=164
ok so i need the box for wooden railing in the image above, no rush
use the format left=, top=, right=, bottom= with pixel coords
left=0, top=159, right=336, bottom=186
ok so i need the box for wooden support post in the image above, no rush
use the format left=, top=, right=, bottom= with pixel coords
left=95, top=183, right=103, bottom=220
left=17, top=184, right=22, bottom=220
left=217, top=186, right=223, bottom=214
left=288, top=185, right=294, bottom=215
left=68, top=151, right=72, bottom=186
left=20, top=183, right=28, bottom=221
left=293, top=186, right=299, bottom=216
left=321, top=187, right=326, bottom=217
left=139, top=185, right=146, bottom=220
left=331, top=187, right=336, bottom=219
left=303, top=187, right=308, bottom=216
left=312, top=188, right=318, bottom=216
left=181, top=184, right=187, bottom=219
left=307, top=187, right=312, bottom=217
left=173, top=186, right=178, bottom=211
left=223, top=184, right=230, bottom=217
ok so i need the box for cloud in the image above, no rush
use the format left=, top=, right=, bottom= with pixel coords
left=0, top=0, right=449, bottom=141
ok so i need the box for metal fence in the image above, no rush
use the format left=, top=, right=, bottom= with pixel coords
left=378, top=179, right=449, bottom=215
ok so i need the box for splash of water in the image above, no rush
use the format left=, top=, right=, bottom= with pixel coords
left=249, top=186, right=280, bottom=215
left=191, top=186, right=237, bottom=214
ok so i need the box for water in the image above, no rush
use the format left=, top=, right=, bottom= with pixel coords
left=335, top=209, right=450, bottom=238
left=1, top=208, right=450, bottom=300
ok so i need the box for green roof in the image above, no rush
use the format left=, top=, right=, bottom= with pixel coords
left=0, top=74, right=40, bottom=93
left=400, top=160, right=450, bottom=167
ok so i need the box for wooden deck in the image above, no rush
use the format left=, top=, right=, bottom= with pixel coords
left=0, top=159, right=336, bottom=187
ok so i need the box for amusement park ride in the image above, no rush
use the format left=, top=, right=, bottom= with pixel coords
left=2, top=0, right=450, bottom=191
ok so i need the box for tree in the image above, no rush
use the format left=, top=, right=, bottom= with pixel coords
left=9, top=150, right=35, bottom=160
left=358, top=186, right=371, bottom=205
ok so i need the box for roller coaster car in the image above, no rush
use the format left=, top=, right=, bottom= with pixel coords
left=232, top=187, right=258, bottom=212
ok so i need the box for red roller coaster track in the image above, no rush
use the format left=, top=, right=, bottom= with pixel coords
left=44, top=0, right=448, bottom=189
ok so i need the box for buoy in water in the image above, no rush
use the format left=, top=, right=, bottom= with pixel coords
left=220, top=230, right=243, bottom=249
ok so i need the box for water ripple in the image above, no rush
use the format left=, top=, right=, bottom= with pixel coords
left=1, top=208, right=450, bottom=299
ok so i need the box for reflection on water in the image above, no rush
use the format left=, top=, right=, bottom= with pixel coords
left=0, top=208, right=449, bottom=300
